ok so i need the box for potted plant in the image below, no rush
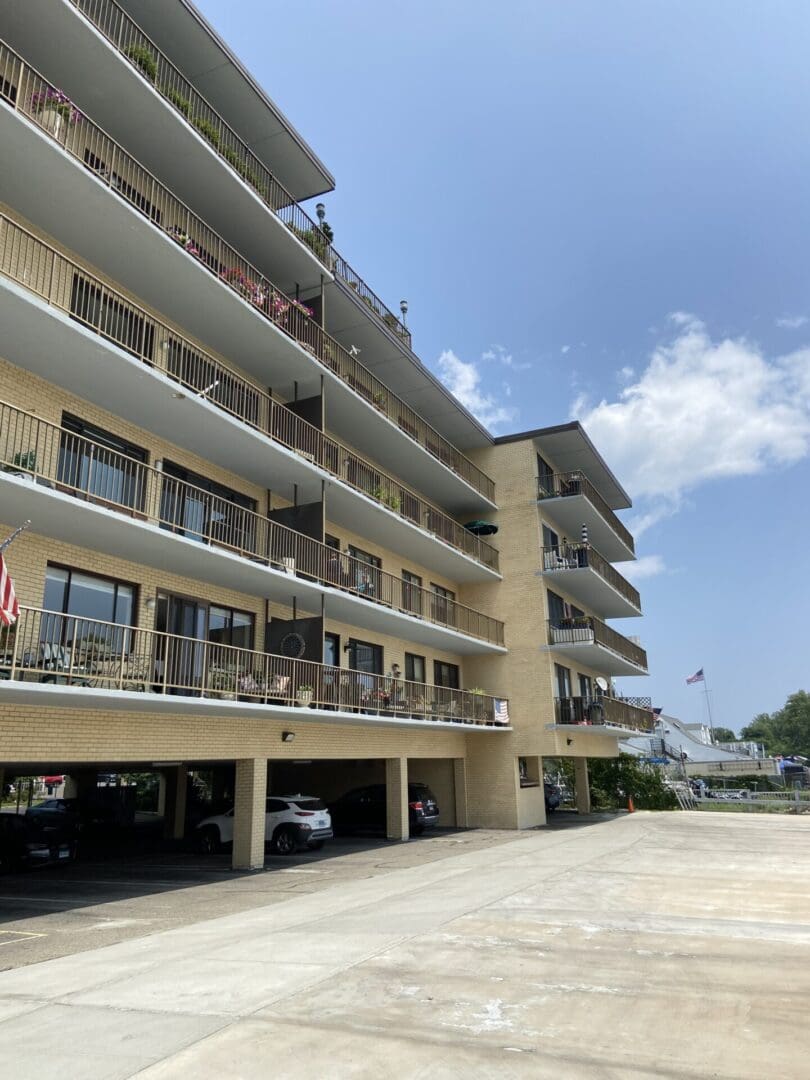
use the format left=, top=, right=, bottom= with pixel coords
left=297, top=684, right=314, bottom=707
left=372, top=392, right=388, bottom=412
left=124, top=44, right=158, bottom=84
left=31, top=87, right=83, bottom=138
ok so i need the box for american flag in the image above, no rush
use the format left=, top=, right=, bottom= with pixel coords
left=0, top=553, right=20, bottom=627
left=686, top=668, right=704, bottom=685
left=494, top=699, right=510, bottom=725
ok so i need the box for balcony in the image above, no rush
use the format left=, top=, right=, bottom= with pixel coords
left=552, top=696, right=655, bottom=735
left=0, top=607, right=511, bottom=731
left=0, top=40, right=495, bottom=511
left=546, top=618, right=648, bottom=676
left=0, top=214, right=499, bottom=580
left=4, top=0, right=413, bottom=346
left=537, top=473, right=635, bottom=561
left=541, top=543, right=641, bottom=618
left=0, top=400, right=504, bottom=652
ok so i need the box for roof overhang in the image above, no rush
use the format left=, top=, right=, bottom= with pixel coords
left=496, top=422, right=632, bottom=510
left=117, top=0, right=335, bottom=201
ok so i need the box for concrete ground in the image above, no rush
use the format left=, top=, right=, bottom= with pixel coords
left=0, top=811, right=808, bottom=1079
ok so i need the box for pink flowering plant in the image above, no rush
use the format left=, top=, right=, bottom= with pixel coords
left=220, top=267, right=266, bottom=307
left=167, top=226, right=200, bottom=257
left=31, top=86, right=83, bottom=125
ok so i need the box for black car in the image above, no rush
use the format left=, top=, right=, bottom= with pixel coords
left=25, top=798, right=85, bottom=833
left=330, top=783, right=439, bottom=836
left=0, top=813, right=77, bottom=872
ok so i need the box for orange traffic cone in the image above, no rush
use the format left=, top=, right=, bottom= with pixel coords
left=627, top=796, right=635, bottom=813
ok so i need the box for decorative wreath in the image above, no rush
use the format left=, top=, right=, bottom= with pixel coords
left=279, top=632, right=306, bottom=659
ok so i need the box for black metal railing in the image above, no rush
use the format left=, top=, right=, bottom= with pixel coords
left=541, top=543, right=641, bottom=610
left=553, top=696, right=654, bottom=734
left=537, top=472, right=634, bottom=554
left=0, top=38, right=495, bottom=503
left=0, top=607, right=510, bottom=726
left=547, top=617, right=648, bottom=670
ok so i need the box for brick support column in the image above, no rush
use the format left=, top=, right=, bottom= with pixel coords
left=574, top=757, right=591, bottom=815
left=162, top=765, right=188, bottom=840
left=232, top=758, right=268, bottom=870
left=453, top=758, right=468, bottom=827
left=385, top=757, right=409, bottom=841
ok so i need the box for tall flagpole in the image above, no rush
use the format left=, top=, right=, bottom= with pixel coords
left=0, top=520, right=31, bottom=554
left=702, top=669, right=715, bottom=740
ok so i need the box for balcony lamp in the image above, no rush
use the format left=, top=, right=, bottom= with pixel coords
left=315, top=203, right=325, bottom=224
left=281, top=731, right=296, bottom=743
left=399, top=299, right=408, bottom=326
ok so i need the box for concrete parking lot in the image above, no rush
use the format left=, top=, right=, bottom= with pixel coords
left=1, top=811, right=808, bottom=1079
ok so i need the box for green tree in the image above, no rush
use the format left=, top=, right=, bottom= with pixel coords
left=711, top=727, right=737, bottom=743
left=741, top=692, right=810, bottom=757
left=588, top=755, right=678, bottom=811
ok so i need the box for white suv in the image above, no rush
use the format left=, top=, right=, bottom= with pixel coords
left=196, top=795, right=333, bottom=855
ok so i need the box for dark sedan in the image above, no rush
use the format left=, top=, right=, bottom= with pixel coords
left=330, top=782, right=439, bottom=836
left=0, top=813, right=77, bottom=872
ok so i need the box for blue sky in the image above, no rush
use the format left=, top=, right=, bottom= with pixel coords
left=198, top=0, right=810, bottom=733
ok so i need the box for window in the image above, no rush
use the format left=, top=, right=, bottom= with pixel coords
left=579, top=674, right=593, bottom=701
left=348, top=545, right=382, bottom=600
left=542, top=524, right=559, bottom=551
left=405, top=653, right=425, bottom=683
left=43, top=565, right=136, bottom=656
left=58, top=414, right=147, bottom=511
left=548, top=589, right=583, bottom=625
left=324, top=632, right=340, bottom=668
left=431, top=583, right=456, bottom=627
left=325, top=534, right=340, bottom=550
left=537, top=453, right=555, bottom=495
left=433, top=660, right=460, bottom=689
left=160, top=460, right=256, bottom=552
left=70, top=274, right=155, bottom=361
left=555, top=663, right=572, bottom=699
left=207, top=606, right=254, bottom=651
left=402, top=570, right=422, bottom=616
left=348, top=639, right=383, bottom=675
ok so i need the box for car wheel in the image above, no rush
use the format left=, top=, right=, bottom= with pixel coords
left=308, top=840, right=325, bottom=851
left=197, top=826, right=221, bottom=854
left=273, top=826, right=298, bottom=855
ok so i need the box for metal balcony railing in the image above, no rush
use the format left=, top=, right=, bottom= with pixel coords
left=541, top=543, right=641, bottom=610
left=0, top=39, right=495, bottom=503
left=0, top=213, right=499, bottom=572
left=0, top=400, right=504, bottom=645
left=536, top=472, right=634, bottom=554
left=68, top=0, right=415, bottom=349
left=0, top=607, right=510, bottom=726
left=553, top=696, right=654, bottom=734
left=547, top=617, right=648, bottom=670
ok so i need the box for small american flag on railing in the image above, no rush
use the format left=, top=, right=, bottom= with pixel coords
left=494, top=699, right=510, bottom=726
left=0, top=554, right=20, bottom=627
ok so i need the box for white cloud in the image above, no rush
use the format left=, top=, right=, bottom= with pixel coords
left=436, top=349, right=517, bottom=431
left=483, top=344, right=530, bottom=371
left=618, top=366, right=634, bottom=381
left=776, top=314, right=808, bottom=329
left=561, top=345, right=571, bottom=355
left=622, top=554, right=667, bottom=582
left=572, top=315, right=810, bottom=534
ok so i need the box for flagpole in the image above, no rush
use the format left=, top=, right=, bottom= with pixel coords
left=0, top=518, right=30, bottom=552
left=702, top=669, right=715, bottom=740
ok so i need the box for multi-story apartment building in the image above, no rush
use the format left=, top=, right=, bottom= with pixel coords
left=0, top=0, right=653, bottom=867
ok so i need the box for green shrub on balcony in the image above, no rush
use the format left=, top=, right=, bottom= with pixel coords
left=125, top=44, right=158, bottom=84
left=193, top=116, right=221, bottom=150
left=164, top=86, right=191, bottom=118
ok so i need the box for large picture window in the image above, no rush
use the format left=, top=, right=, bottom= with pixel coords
left=42, top=565, right=137, bottom=658
left=58, top=414, right=147, bottom=512
left=159, top=460, right=256, bottom=552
